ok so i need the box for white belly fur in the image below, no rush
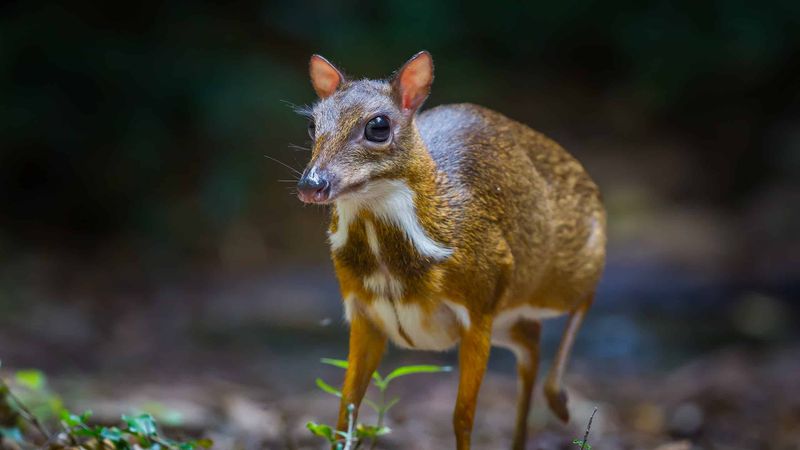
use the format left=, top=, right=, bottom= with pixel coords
left=364, top=298, right=462, bottom=351
left=491, top=305, right=568, bottom=368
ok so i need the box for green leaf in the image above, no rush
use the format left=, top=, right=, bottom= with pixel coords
left=60, top=409, right=93, bottom=428
left=61, top=412, right=84, bottom=427
left=306, top=421, right=336, bottom=442
left=193, top=438, right=214, bottom=448
left=315, top=378, right=342, bottom=398
left=0, top=427, right=23, bottom=442
left=14, top=370, right=45, bottom=391
left=382, top=365, right=452, bottom=385
left=73, top=426, right=101, bottom=438
left=100, top=426, right=124, bottom=442
left=572, top=439, right=592, bottom=450
left=139, top=401, right=185, bottom=427
left=320, top=358, right=349, bottom=369
left=383, top=397, right=400, bottom=413
left=123, top=413, right=158, bottom=436
left=46, top=395, right=66, bottom=418
left=355, top=424, right=391, bottom=439
left=320, top=358, right=383, bottom=384
left=136, top=434, right=153, bottom=447
left=363, top=398, right=380, bottom=413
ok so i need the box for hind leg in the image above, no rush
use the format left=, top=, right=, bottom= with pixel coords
left=493, top=319, right=542, bottom=450
left=509, top=320, right=542, bottom=450
left=544, top=298, right=592, bottom=422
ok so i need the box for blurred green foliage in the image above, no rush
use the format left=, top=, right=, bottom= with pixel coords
left=1, top=0, right=798, bottom=266
left=0, top=362, right=211, bottom=449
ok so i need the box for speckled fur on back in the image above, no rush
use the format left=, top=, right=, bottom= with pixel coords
left=417, top=103, right=606, bottom=313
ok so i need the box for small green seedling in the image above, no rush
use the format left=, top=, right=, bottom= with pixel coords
left=572, top=439, right=592, bottom=450
left=573, top=406, right=598, bottom=450
left=307, top=358, right=452, bottom=449
left=0, top=360, right=212, bottom=449
left=59, top=410, right=212, bottom=449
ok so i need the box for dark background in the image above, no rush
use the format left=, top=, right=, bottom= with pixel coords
left=1, top=1, right=799, bottom=449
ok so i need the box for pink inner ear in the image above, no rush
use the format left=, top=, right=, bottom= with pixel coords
left=399, top=55, right=432, bottom=111
left=310, top=56, right=342, bottom=98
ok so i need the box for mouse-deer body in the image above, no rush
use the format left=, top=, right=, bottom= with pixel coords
left=296, top=51, right=606, bottom=450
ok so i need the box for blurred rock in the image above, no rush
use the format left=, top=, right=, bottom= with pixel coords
left=223, top=395, right=282, bottom=440
left=730, top=292, right=790, bottom=340
left=653, top=441, right=692, bottom=450
left=669, top=402, right=704, bottom=436
left=631, top=402, right=665, bottom=434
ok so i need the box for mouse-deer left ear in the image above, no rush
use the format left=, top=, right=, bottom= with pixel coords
left=392, top=51, right=434, bottom=113
left=309, top=54, right=345, bottom=99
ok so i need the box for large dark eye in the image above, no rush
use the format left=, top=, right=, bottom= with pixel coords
left=307, top=120, right=315, bottom=139
left=364, top=115, right=390, bottom=142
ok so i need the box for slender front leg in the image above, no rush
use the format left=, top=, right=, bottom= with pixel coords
left=453, top=315, right=492, bottom=450
left=337, top=312, right=387, bottom=431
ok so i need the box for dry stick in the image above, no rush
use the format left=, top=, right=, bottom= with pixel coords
left=580, top=407, right=598, bottom=450
left=0, top=375, right=79, bottom=449
left=0, top=377, right=52, bottom=442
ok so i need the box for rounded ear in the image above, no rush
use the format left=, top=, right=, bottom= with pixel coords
left=392, top=51, right=434, bottom=113
left=309, top=54, right=345, bottom=99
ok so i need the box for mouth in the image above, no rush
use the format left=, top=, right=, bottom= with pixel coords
left=332, top=180, right=367, bottom=201
left=297, top=180, right=367, bottom=205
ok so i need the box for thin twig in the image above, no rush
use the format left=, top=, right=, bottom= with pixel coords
left=369, top=388, right=386, bottom=450
left=343, top=404, right=356, bottom=450
left=580, top=407, right=598, bottom=450
left=0, top=377, right=52, bottom=443
left=152, top=435, right=182, bottom=449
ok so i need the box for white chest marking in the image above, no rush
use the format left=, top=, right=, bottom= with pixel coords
left=363, top=219, right=382, bottom=257
left=363, top=271, right=404, bottom=300
left=328, top=202, right=356, bottom=250
left=343, top=294, right=356, bottom=322
left=328, top=179, right=452, bottom=260
left=362, top=219, right=405, bottom=299
left=333, top=180, right=456, bottom=350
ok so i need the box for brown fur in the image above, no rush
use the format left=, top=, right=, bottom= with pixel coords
left=300, top=52, right=606, bottom=450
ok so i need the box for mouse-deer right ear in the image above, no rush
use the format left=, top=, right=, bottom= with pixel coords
left=309, top=55, right=344, bottom=99
left=393, top=51, right=434, bottom=113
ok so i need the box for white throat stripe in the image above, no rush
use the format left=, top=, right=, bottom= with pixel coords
left=329, top=179, right=452, bottom=260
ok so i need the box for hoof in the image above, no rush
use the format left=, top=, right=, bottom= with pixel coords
left=546, top=388, right=570, bottom=423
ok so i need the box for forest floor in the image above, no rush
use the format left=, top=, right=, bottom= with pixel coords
left=1, top=265, right=797, bottom=450
left=6, top=344, right=794, bottom=450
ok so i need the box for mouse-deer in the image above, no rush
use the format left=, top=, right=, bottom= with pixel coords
left=295, top=51, right=606, bottom=450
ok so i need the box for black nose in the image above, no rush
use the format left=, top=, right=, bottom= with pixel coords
left=297, top=172, right=331, bottom=203
left=297, top=176, right=327, bottom=192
